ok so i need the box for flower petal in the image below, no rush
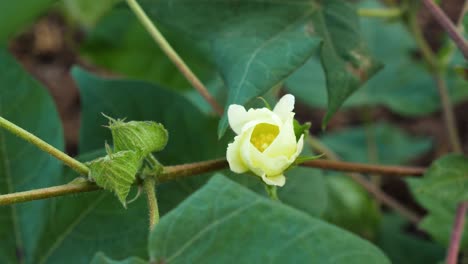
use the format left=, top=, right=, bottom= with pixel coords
left=261, top=174, right=286, bottom=187
left=226, top=135, right=248, bottom=173
left=228, top=105, right=279, bottom=134
left=273, top=94, right=295, bottom=122
left=228, top=104, right=247, bottom=134
left=264, top=116, right=297, bottom=158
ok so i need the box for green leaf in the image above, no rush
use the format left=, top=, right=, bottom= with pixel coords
left=33, top=152, right=149, bottom=263
left=90, top=252, right=146, bottom=264
left=293, top=119, right=310, bottom=141
left=87, top=150, right=141, bottom=206
left=286, top=0, right=468, bottom=116
left=408, top=155, right=468, bottom=247
left=376, top=214, right=445, bottom=264
left=323, top=175, right=380, bottom=239
left=81, top=8, right=218, bottom=91
left=320, top=122, right=432, bottom=164
left=0, top=0, right=56, bottom=43
left=140, top=0, right=379, bottom=136
left=0, top=49, right=64, bottom=263
left=149, top=175, right=390, bottom=263
left=107, top=118, right=168, bottom=156
left=63, top=0, right=119, bottom=28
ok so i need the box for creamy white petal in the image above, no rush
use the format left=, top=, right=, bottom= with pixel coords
left=248, top=144, right=291, bottom=177
left=261, top=174, right=286, bottom=187
left=228, top=104, right=248, bottom=134
left=228, top=105, right=278, bottom=134
left=264, top=116, right=297, bottom=158
left=226, top=135, right=248, bottom=173
left=273, top=94, right=295, bottom=122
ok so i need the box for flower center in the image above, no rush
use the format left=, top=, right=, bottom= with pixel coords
left=250, top=123, right=280, bottom=152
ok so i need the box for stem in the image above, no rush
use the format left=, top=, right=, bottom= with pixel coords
left=0, top=157, right=427, bottom=206
left=143, top=177, right=159, bottom=230
left=0, top=116, right=89, bottom=175
left=0, top=181, right=99, bottom=205
left=358, top=7, right=403, bottom=18
left=125, top=0, right=223, bottom=116
left=422, top=0, right=468, bottom=60
left=307, top=136, right=422, bottom=224
left=264, top=185, right=280, bottom=201
left=409, top=9, right=463, bottom=153
left=299, top=159, right=425, bottom=177
left=446, top=202, right=468, bottom=264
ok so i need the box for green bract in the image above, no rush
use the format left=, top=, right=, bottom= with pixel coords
left=87, top=150, right=141, bottom=207
left=107, top=117, right=168, bottom=157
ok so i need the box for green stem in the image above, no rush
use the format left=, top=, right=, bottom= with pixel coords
left=0, top=116, right=89, bottom=175
left=143, top=177, right=159, bottom=230
left=125, top=0, right=223, bottom=116
left=408, top=9, right=463, bottom=153
left=358, top=7, right=403, bottom=18
left=264, top=185, right=280, bottom=201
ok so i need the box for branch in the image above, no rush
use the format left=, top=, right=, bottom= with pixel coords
left=125, top=0, right=224, bottom=116
left=0, top=157, right=426, bottom=206
left=446, top=201, right=468, bottom=264
left=307, top=136, right=423, bottom=224
left=358, top=7, right=403, bottom=18
left=0, top=116, right=89, bottom=175
left=422, top=0, right=468, bottom=60
left=300, top=159, right=425, bottom=177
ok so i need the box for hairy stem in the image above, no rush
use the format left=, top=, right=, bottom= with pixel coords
left=409, top=9, right=463, bottom=153
left=446, top=202, right=468, bottom=264
left=358, top=7, right=403, bottom=18
left=0, top=116, right=89, bottom=175
left=307, top=136, right=422, bottom=224
left=422, top=0, right=468, bottom=60
left=0, top=157, right=427, bottom=206
left=125, top=0, right=223, bottom=116
left=143, top=177, right=159, bottom=230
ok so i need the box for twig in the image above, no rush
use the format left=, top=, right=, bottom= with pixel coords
left=446, top=201, right=468, bottom=264
left=300, top=159, right=425, bottom=177
left=0, top=116, right=89, bottom=175
left=307, top=136, right=423, bottom=224
left=409, top=9, right=463, bottom=153
left=0, top=181, right=99, bottom=205
left=143, top=177, right=159, bottom=230
left=125, top=0, right=223, bottom=116
left=422, top=0, right=468, bottom=60
left=358, top=7, right=403, bottom=18
left=0, top=157, right=426, bottom=206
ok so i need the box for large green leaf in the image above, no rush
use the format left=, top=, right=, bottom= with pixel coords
left=0, top=49, right=64, bottom=263
left=320, top=122, right=432, bottom=164
left=90, top=252, right=146, bottom=264
left=63, top=0, right=119, bottom=28
left=0, top=1, right=56, bottom=43
left=286, top=1, right=468, bottom=115
left=149, top=175, right=390, bottom=263
left=33, top=164, right=149, bottom=263
left=81, top=8, right=218, bottom=92
left=376, top=214, right=445, bottom=264
left=139, top=0, right=379, bottom=136
left=408, top=155, right=468, bottom=247
left=319, top=122, right=431, bottom=238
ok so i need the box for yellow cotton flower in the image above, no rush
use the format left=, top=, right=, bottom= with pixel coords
left=226, top=94, right=304, bottom=187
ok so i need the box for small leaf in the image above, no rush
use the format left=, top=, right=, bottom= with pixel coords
left=90, top=252, right=146, bottom=264
left=106, top=116, right=168, bottom=157
left=149, top=174, right=390, bottom=263
left=87, top=150, right=142, bottom=207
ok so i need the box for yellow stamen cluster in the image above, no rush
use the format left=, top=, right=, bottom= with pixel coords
left=250, top=123, right=279, bottom=152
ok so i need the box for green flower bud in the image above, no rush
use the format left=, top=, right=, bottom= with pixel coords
left=106, top=116, right=168, bottom=157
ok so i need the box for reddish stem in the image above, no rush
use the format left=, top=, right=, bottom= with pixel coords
left=446, top=201, right=468, bottom=264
